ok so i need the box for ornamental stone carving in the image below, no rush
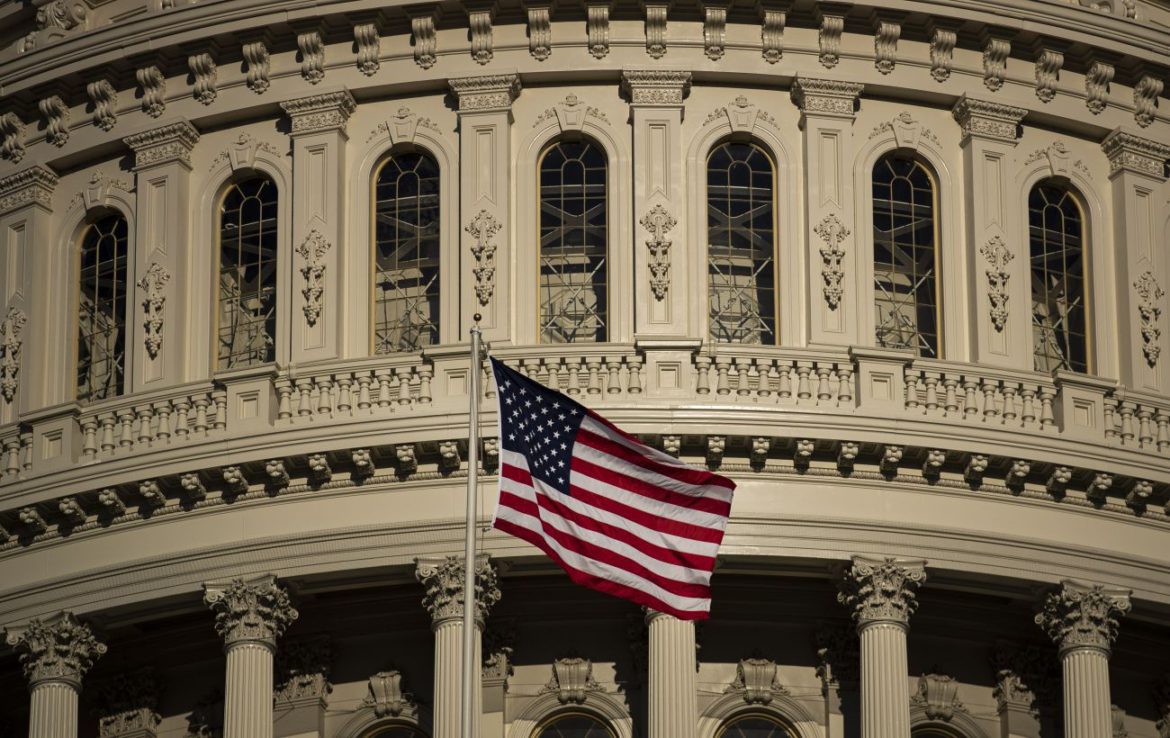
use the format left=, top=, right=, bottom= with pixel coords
left=296, top=230, right=331, bottom=326
left=1135, top=271, right=1164, bottom=366
left=354, top=23, right=380, bottom=76
left=838, top=556, right=927, bottom=626
left=94, top=668, right=161, bottom=738
left=469, top=6, right=495, bottom=64
left=1085, top=60, right=1115, bottom=114
left=362, top=669, right=417, bottom=718
left=645, top=3, right=668, bottom=58
left=136, top=65, right=166, bottom=118
left=297, top=31, right=325, bottom=84
left=867, top=112, right=939, bottom=149
left=38, top=95, right=69, bottom=147
left=982, top=38, right=1010, bottom=91
left=209, top=133, right=284, bottom=172
left=874, top=20, right=900, bottom=74
left=1035, top=48, right=1064, bottom=103
left=1101, top=129, right=1170, bottom=179
left=466, top=209, right=501, bottom=306
left=483, top=620, right=515, bottom=679
left=980, top=236, right=1013, bottom=331
left=87, top=80, right=118, bottom=132
left=952, top=96, right=1026, bottom=145
left=641, top=204, right=676, bottom=300
left=203, top=575, right=299, bottom=647
left=528, top=5, right=552, bottom=60
left=535, top=94, right=609, bottom=131
left=929, top=27, right=955, bottom=82
left=760, top=8, right=784, bottom=63
left=814, top=213, right=849, bottom=309
left=123, top=121, right=200, bottom=170
left=814, top=620, right=860, bottom=689
left=704, top=4, right=726, bottom=60
left=621, top=70, right=692, bottom=106
left=0, top=306, right=28, bottom=403
left=0, top=165, right=58, bottom=215
left=1135, top=75, right=1163, bottom=128
left=407, top=7, right=439, bottom=69
left=1035, top=580, right=1131, bottom=655
left=369, top=106, right=441, bottom=145
left=587, top=3, right=610, bottom=58
left=416, top=555, right=501, bottom=627
left=188, top=52, right=217, bottom=105
left=990, top=642, right=1052, bottom=716
left=543, top=655, right=603, bottom=704
left=275, top=635, right=332, bottom=703
left=790, top=77, right=863, bottom=119
left=5, top=612, right=107, bottom=688
left=0, top=113, right=26, bottom=163
left=912, top=673, right=965, bottom=720
left=818, top=12, right=843, bottom=68
left=449, top=74, right=522, bottom=112
left=138, top=262, right=170, bottom=359
left=243, top=40, right=271, bottom=94
left=726, top=654, right=788, bottom=704
left=280, top=90, right=357, bottom=135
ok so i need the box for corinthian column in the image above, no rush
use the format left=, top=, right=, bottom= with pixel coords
left=416, top=556, right=501, bottom=738
left=837, top=556, right=927, bottom=738
left=645, top=609, right=697, bottom=738
left=4, top=611, right=107, bottom=738
left=1035, top=580, right=1131, bottom=738
left=203, top=575, right=299, bottom=738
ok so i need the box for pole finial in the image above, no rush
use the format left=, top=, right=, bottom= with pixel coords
left=473, top=313, right=482, bottom=324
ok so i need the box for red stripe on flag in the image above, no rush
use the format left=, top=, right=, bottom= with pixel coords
left=583, top=413, right=736, bottom=491
left=576, top=426, right=737, bottom=500
left=564, top=471, right=727, bottom=544
left=570, top=451, right=733, bottom=518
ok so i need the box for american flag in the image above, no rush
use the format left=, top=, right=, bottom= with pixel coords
left=490, top=357, right=735, bottom=620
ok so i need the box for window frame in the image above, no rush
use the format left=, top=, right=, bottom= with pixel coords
left=715, top=710, right=800, bottom=738
left=74, top=210, right=132, bottom=404
left=531, top=710, right=618, bottom=738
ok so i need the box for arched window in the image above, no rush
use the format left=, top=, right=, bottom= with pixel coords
left=373, top=151, right=441, bottom=353
left=912, top=728, right=965, bottom=738
left=534, top=713, right=615, bottom=738
left=539, top=138, right=608, bottom=343
left=217, top=175, right=278, bottom=369
left=707, top=141, right=778, bottom=344
left=872, top=153, right=939, bottom=357
left=717, top=713, right=798, bottom=738
left=1029, top=182, right=1088, bottom=373
left=77, top=214, right=129, bottom=402
left=360, top=726, right=428, bottom=738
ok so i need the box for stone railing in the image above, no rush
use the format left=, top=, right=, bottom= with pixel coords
left=77, top=382, right=226, bottom=461
left=274, top=352, right=432, bottom=423
left=693, top=347, right=853, bottom=409
left=489, top=344, right=643, bottom=399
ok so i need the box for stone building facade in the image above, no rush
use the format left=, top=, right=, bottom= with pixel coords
left=0, top=0, right=1168, bottom=736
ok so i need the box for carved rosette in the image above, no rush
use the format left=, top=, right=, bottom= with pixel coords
left=466, top=210, right=501, bottom=306
left=0, top=306, right=28, bottom=402
left=1134, top=271, right=1164, bottom=366
left=837, top=556, right=927, bottom=627
left=1035, top=581, right=1131, bottom=656
left=94, top=668, right=161, bottom=738
left=5, top=612, right=107, bottom=689
left=980, top=236, right=1013, bottom=331
left=203, top=575, right=299, bottom=648
left=275, top=635, right=332, bottom=704
left=814, top=213, right=849, bottom=309
left=137, top=262, right=170, bottom=359
left=641, top=204, right=676, bottom=300
left=415, top=555, right=501, bottom=628
left=296, top=230, right=331, bottom=326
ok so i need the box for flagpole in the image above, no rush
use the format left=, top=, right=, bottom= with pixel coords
left=461, top=314, right=483, bottom=738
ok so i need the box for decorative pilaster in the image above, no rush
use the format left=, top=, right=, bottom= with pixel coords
left=1102, top=129, right=1170, bottom=393
left=623, top=70, right=691, bottom=337
left=416, top=556, right=501, bottom=738
left=5, top=612, right=107, bottom=738
left=123, top=120, right=199, bottom=392
left=838, top=556, right=926, bottom=738
left=952, top=96, right=1029, bottom=369
left=203, top=575, right=299, bottom=738
left=791, top=78, right=863, bottom=346
left=645, top=609, right=697, bottom=738
left=1036, top=581, right=1131, bottom=738
left=280, top=89, right=355, bottom=365
left=450, top=74, right=520, bottom=343
left=94, top=669, right=161, bottom=738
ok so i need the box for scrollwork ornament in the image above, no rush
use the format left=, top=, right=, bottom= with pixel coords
left=641, top=204, right=676, bottom=300
left=645, top=4, right=668, bottom=58
left=1035, top=581, right=1131, bottom=655
left=203, top=576, right=298, bottom=647
left=837, top=556, right=927, bottom=626
left=814, top=213, right=850, bottom=309
left=296, top=230, right=331, bottom=326
left=587, top=4, right=609, bottom=59
left=980, top=236, right=1013, bottom=331
left=415, top=555, right=501, bottom=628
left=466, top=210, right=501, bottom=306
left=1134, top=271, right=1164, bottom=366
left=929, top=28, right=955, bottom=82
left=0, top=306, right=28, bottom=403
left=86, top=80, right=118, bottom=132
left=138, top=262, right=171, bottom=359
left=5, top=612, right=107, bottom=688
left=760, top=8, right=784, bottom=63
left=354, top=22, right=380, bottom=76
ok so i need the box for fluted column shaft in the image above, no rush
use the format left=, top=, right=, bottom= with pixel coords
left=1061, top=648, right=1112, bottom=738
left=223, top=641, right=275, bottom=738
left=858, top=622, right=909, bottom=738
left=431, top=619, right=483, bottom=738
left=29, top=681, right=79, bottom=738
left=646, top=611, right=697, bottom=738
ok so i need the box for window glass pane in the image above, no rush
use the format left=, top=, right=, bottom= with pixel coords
left=77, top=215, right=129, bottom=402
left=374, top=152, right=441, bottom=353
left=218, top=176, right=278, bottom=369
left=707, top=141, right=777, bottom=345
left=539, top=140, right=608, bottom=343
left=1029, top=183, right=1088, bottom=373
left=873, top=154, right=939, bottom=357
left=365, top=727, right=428, bottom=738
left=718, top=715, right=796, bottom=738
left=535, top=714, right=614, bottom=738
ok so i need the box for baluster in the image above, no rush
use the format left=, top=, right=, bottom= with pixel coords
left=95, top=412, right=115, bottom=453
left=923, top=374, right=939, bottom=413
left=291, top=378, right=310, bottom=416
left=417, top=365, right=433, bottom=403
left=736, top=358, right=752, bottom=397
left=355, top=373, right=373, bottom=411
left=80, top=417, right=99, bottom=460
left=962, top=378, right=979, bottom=418
left=1038, top=386, right=1055, bottom=429
left=904, top=369, right=920, bottom=411
left=796, top=364, right=812, bottom=400
left=715, top=356, right=731, bottom=395
left=154, top=402, right=173, bottom=442
left=566, top=357, right=582, bottom=396
left=695, top=356, right=712, bottom=394
left=1155, top=410, right=1170, bottom=452
left=483, top=362, right=496, bottom=400
left=816, top=366, right=832, bottom=402
left=136, top=405, right=155, bottom=446
left=192, top=397, right=210, bottom=436
left=1103, top=396, right=1119, bottom=440
left=396, top=368, right=413, bottom=406
left=316, top=378, right=334, bottom=415
left=374, top=369, right=394, bottom=409
left=586, top=357, right=603, bottom=394
left=20, top=431, right=31, bottom=471
left=336, top=374, right=354, bottom=414
left=1138, top=408, right=1154, bottom=448
left=117, top=409, right=136, bottom=448
left=981, top=380, right=999, bottom=422
left=521, top=358, right=538, bottom=380
left=1119, top=402, right=1136, bottom=445
left=173, top=399, right=191, bottom=439
left=607, top=356, right=622, bottom=394
left=1020, top=387, right=1037, bottom=428
left=943, top=377, right=960, bottom=416
left=275, top=379, right=293, bottom=420
left=628, top=357, right=643, bottom=394
left=837, top=366, right=854, bottom=406
left=546, top=361, right=561, bottom=391
left=1000, top=385, right=1018, bottom=425
left=211, top=389, right=228, bottom=431
left=777, top=363, right=792, bottom=399
left=3, top=438, right=19, bottom=477
left=756, top=360, right=772, bottom=398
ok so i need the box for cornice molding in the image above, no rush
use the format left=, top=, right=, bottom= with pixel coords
left=0, top=164, right=57, bottom=215
left=621, top=69, right=693, bottom=106
left=952, top=95, right=1027, bottom=145
left=280, top=89, right=357, bottom=136
left=1101, top=128, right=1170, bottom=180
left=122, top=120, right=200, bottom=170
left=448, top=73, right=522, bottom=112
left=790, top=77, right=864, bottom=119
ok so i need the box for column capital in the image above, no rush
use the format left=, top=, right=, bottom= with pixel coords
left=415, top=555, right=500, bottom=629
left=122, top=119, right=200, bottom=170
left=951, top=95, right=1026, bottom=145
left=203, top=574, right=299, bottom=649
left=1035, top=580, right=1131, bottom=656
left=0, top=164, right=58, bottom=216
left=280, top=88, right=356, bottom=136
left=790, top=77, right=863, bottom=120
left=837, top=556, right=927, bottom=627
left=4, top=611, right=106, bottom=689
left=621, top=69, right=692, bottom=107
left=94, top=668, right=161, bottom=738
left=449, top=73, right=521, bottom=113
left=1101, top=128, right=1170, bottom=180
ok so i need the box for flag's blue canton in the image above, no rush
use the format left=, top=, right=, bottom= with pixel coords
left=494, top=359, right=586, bottom=495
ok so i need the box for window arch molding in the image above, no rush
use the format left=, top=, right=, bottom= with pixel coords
left=854, top=130, right=959, bottom=361
left=193, top=143, right=291, bottom=379
left=53, top=188, right=137, bottom=405
left=507, top=693, right=633, bottom=738
left=334, top=706, right=433, bottom=738
left=909, top=705, right=992, bottom=738
left=1016, top=153, right=1110, bottom=379
left=352, top=115, right=458, bottom=352
left=697, top=694, right=821, bottom=738
left=517, top=108, right=632, bottom=344
left=686, top=108, right=799, bottom=346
